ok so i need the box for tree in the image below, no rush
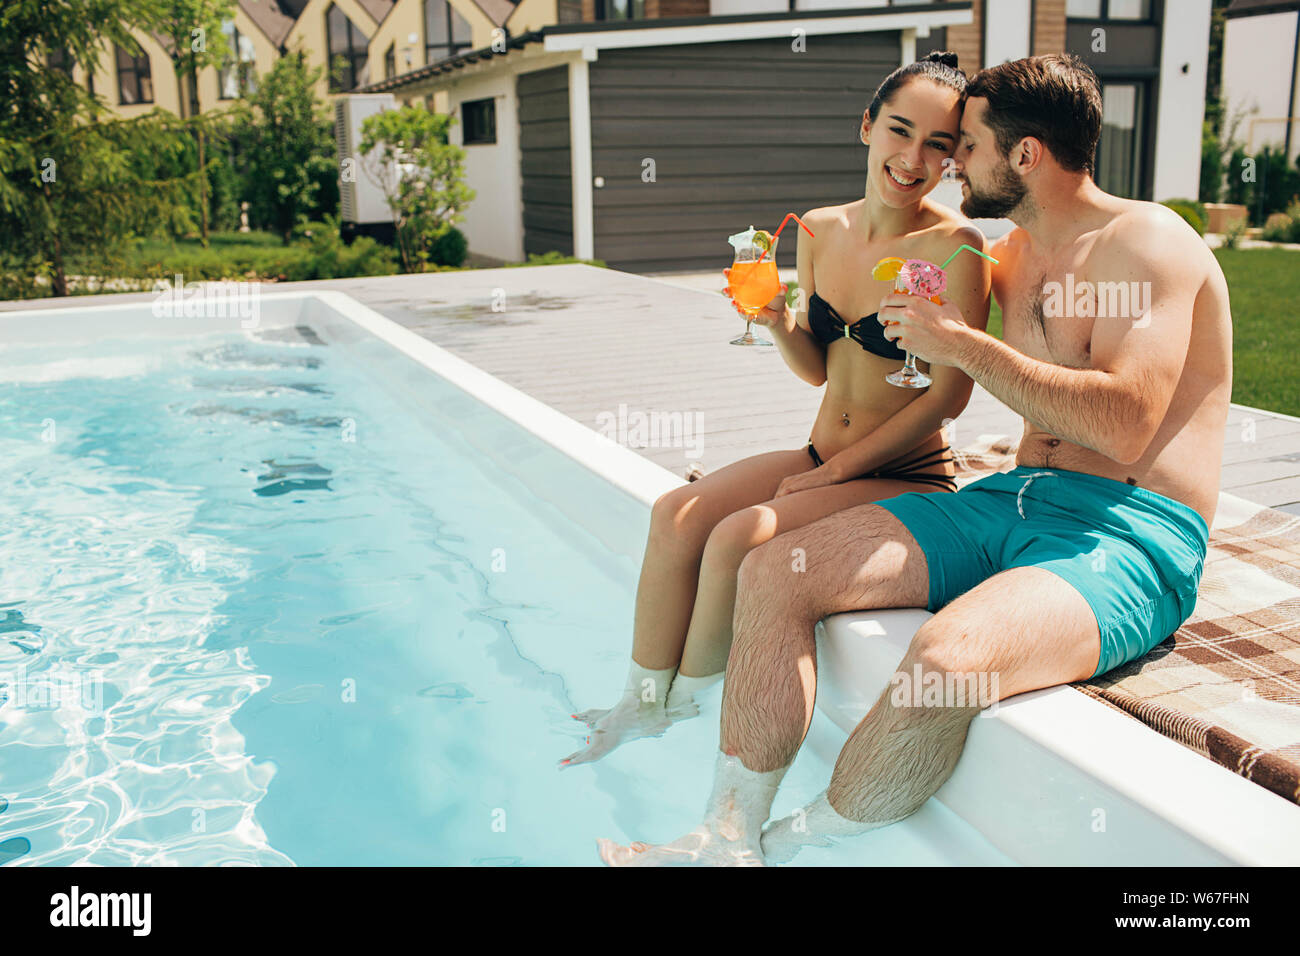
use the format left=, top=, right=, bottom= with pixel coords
left=228, top=52, right=337, bottom=243
left=0, top=0, right=197, bottom=296
left=359, top=106, right=475, bottom=273
left=154, top=0, right=235, bottom=247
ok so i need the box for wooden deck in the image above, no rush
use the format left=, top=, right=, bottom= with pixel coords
left=6, top=264, right=1299, bottom=513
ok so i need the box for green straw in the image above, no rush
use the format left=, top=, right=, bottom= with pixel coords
left=940, top=244, right=999, bottom=269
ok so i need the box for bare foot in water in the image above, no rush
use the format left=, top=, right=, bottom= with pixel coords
left=597, top=825, right=765, bottom=867
left=759, top=813, right=835, bottom=865
left=559, top=696, right=702, bottom=768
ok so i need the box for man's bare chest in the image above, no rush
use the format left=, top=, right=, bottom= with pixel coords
left=999, top=270, right=1096, bottom=369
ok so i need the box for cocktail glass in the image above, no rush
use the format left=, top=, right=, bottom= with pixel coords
left=728, top=228, right=781, bottom=348
left=884, top=269, right=934, bottom=388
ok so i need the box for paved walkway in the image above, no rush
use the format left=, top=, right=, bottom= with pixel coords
left=5, top=264, right=1299, bottom=513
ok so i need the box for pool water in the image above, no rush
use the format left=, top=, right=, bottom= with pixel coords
left=0, top=317, right=1012, bottom=866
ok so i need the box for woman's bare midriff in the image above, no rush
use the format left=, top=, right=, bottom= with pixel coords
left=807, top=347, right=953, bottom=480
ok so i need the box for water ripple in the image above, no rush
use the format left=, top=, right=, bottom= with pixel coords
left=0, top=436, right=290, bottom=865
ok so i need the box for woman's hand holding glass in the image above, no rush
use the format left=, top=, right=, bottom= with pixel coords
left=722, top=272, right=790, bottom=334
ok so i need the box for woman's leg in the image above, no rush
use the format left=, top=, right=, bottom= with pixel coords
left=677, top=477, right=951, bottom=681
left=562, top=449, right=816, bottom=767
left=630, top=450, right=817, bottom=671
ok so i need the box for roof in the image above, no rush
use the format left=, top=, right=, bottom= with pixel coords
left=237, top=0, right=397, bottom=48
left=358, top=1, right=972, bottom=93
left=1225, top=0, right=1300, bottom=18
left=355, top=0, right=397, bottom=27
left=239, top=0, right=297, bottom=47
left=360, top=29, right=541, bottom=92
left=469, top=0, right=519, bottom=28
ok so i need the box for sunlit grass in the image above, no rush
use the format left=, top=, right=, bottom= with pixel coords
left=975, top=249, right=1298, bottom=417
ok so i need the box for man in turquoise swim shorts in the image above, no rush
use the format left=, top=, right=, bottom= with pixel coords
left=602, top=54, right=1233, bottom=866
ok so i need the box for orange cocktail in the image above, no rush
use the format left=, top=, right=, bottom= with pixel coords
left=728, top=259, right=781, bottom=315
left=725, top=215, right=815, bottom=348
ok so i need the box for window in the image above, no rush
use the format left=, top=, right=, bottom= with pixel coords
left=425, top=0, right=472, bottom=65
left=115, top=43, right=153, bottom=105
left=462, top=98, right=496, bottom=145
left=596, top=0, right=645, bottom=18
left=1066, top=0, right=1150, bottom=19
left=1106, top=0, right=1150, bottom=19
left=385, top=42, right=396, bottom=80
left=326, top=4, right=369, bottom=93
left=219, top=21, right=257, bottom=99
left=48, top=47, right=73, bottom=75
left=1095, top=81, right=1145, bottom=198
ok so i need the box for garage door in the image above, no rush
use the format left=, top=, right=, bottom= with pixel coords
left=589, top=33, right=900, bottom=272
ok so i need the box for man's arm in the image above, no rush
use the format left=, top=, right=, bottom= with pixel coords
left=955, top=215, right=1197, bottom=464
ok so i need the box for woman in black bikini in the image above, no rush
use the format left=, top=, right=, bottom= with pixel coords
left=563, top=52, right=992, bottom=766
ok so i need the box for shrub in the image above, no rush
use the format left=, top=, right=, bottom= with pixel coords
left=426, top=227, right=469, bottom=268
left=1221, top=217, right=1247, bottom=249
left=1260, top=211, right=1300, bottom=244
left=227, top=53, right=338, bottom=243
left=1162, top=198, right=1207, bottom=235
left=1224, top=145, right=1252, bottom=206
left=504, top=251, right=608, bottom=268
left=359, top=106, right=475, bottom=273
left=1200, top=116, right=1223, bottom=204
left=279, top=220, right=399, bottom=280
left=66, top=225, right=397, bottom=284
left=1249, top=147, right=1300, bottom=225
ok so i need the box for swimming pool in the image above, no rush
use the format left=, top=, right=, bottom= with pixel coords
left=0, top=292, right=1017, bottom=866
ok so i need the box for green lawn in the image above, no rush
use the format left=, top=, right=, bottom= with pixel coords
left=1214, top=248, right=1300, bottom=417
left=979, top=248, right=1298, bottom=417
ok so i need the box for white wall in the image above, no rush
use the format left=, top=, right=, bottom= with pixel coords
left=709, top=0, right=786, bottom=13
left=1152, top=0, right=1210, bottom=201
left=442, top=70, right=524, bottom=263
left=983, top=0, right=1031, bottom=67
left=1221, top=11, right=1300, bottom=163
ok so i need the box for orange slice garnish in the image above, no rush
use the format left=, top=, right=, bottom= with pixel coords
left=871, top=257, right=906, bottom=281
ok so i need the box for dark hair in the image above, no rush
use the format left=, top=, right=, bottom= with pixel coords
left=964, top=54, right=1102, bottom=173
left=867, top=51, right=966, bottom=122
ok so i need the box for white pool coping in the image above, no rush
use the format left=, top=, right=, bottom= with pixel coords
left=7, top=290, right=1299, bottom=865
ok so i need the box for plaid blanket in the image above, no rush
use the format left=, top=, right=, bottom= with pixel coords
left=952, top=435, right=1300, bottom=806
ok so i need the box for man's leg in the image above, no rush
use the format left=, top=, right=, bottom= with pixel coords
left=763, top=565, right=1100, bottom=861
left=598, top=502, right=931, bottom=866
left=721, top=503, right=932, bottom=770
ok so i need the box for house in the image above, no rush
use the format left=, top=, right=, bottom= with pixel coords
left=1219, top=0, right=1300, bottom=162
left=54, top=1, right=522, bottom=116
left=58, top=0, right=1210, bottom=268
left=356, top=0, right=1211, bottom=270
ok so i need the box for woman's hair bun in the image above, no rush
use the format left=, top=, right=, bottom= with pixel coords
left=866, top=49, right=966, bottom=122
left=921, top=51, right=960, bottom=69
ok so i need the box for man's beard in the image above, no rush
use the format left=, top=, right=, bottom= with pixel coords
left=960, top=158, right=1026, bottom=219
